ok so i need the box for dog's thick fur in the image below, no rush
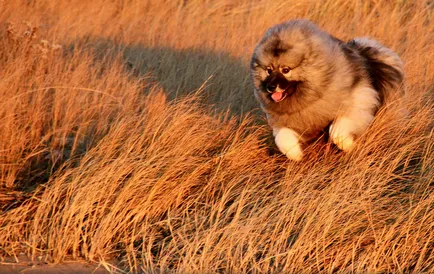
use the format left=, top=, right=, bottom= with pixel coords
left=250, top=19, right=404, bottom=161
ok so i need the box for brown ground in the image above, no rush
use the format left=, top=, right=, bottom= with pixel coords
left=1, top=256, right=110, bottom=273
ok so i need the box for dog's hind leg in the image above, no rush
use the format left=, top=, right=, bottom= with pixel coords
left=274, top=127, right=304, bottom=161
left=330, top=86, right=380, bottom=152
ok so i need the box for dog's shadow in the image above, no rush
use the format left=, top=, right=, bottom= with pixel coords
left=69, top=38, right=261, bottom=117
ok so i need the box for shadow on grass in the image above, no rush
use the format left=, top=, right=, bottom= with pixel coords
left=71, top=38, right=260, bottom=117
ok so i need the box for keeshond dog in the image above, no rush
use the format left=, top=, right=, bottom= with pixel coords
left=250, top=19, right=404, bottom=161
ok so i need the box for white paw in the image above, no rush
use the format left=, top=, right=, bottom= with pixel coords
left=274, top=128, right=303, bottom=161
left=329, top=123, right=355, bottom=152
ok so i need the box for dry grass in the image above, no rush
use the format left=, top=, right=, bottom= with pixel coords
left=0, top=0, right=433, bottom=273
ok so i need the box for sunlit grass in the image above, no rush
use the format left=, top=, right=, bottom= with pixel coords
left=0, top=0, right=433, bottom=272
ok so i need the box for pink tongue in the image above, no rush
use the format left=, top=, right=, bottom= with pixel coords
left=271, top=92, right=283, bottom=102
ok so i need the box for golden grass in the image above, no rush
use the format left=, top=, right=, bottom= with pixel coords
left=0, top=0, right=433, bottom=272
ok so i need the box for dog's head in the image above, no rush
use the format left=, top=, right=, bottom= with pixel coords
left=250, top=19, right=336, bottom=105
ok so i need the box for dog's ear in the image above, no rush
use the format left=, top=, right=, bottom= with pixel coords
left=250, top=54, right=260, bottom=70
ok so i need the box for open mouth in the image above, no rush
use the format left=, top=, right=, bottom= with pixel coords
left=271, top=90, right=287, bottom=102
left=270, top=82, right=297, bottom=102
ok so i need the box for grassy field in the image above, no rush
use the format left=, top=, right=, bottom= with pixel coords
left=0, top=0, right=433, bottom=272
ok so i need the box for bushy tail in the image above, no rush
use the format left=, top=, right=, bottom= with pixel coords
left=347, top=38, right=404, bottom=103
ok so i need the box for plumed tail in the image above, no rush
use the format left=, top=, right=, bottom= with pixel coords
left=347, top=38, right=404, bottom=103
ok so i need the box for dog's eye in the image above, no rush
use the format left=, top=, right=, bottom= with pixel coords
left=281, top=67, right=291, bottom=74
left=266, top=67, right=273, bottom=75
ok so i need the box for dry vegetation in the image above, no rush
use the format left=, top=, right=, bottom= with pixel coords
left=0, top=0, right=433, bottom=273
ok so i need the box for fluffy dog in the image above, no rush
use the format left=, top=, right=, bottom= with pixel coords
left=250, top=19, right=404, bottom=161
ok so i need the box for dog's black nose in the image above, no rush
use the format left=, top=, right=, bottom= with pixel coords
left=267, top=84, right=276, bottom=92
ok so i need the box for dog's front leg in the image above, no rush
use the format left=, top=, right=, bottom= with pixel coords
left=273, top=127, right=303, bottom=161
left=330, top=86, right=380, bottom=152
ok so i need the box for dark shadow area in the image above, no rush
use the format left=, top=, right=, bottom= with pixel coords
left=69, top=38, right=261, bottom=117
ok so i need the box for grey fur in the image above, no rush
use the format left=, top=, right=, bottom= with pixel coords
left=250, top=19, right=404, bottom=144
